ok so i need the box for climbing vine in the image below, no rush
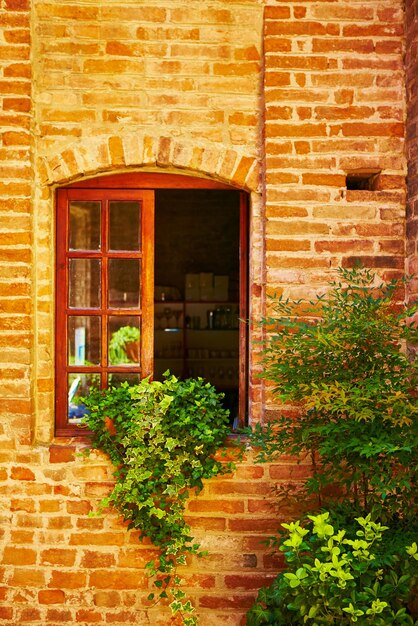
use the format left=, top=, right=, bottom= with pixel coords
left=81, top=373, right=236, bottom=625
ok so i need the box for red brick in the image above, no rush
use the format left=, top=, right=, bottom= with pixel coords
left=199, top=595, right=254, bottom=609
left=4, top=62, right=31, bottom=77
left=3, top=546, right=36, bottom=565
left=233, top=465, right=265, bottom=480
left=116, top=548, right=158, bottom=569
left=69, top=532, right=125, bottom=546
left=312, top=38, right=374, bottom=53
left=19, top=607, right=41, bottom=621
left=343, top=23, right=402, bottom=37
left=49, top=445, right=75, bottom=463
left=10, top=466, right=35, bottom=481
left=40, top=549, right=76, bottom=567
left=47, top=516, right=73, bottom=530
left=185, top=516, right=226, bottom=531
left=0, top=607, right=13, bottom=620
left=5, top=0, right=29, bottom=9
left=224, top=574, right=276, bottom=590
left=66, top=500, right=93, bottom=515
left=188, top=499, right=244, bottom=514
left=49, top=571, right=87, bottom=589
left=264, top=6, right=291, bottom=19
left=342, top=122, right=404, bottom=137
left=89, top=570, right=147, bottom=590
left=213, top=62, right=258, bottom=76
left=3, top=97, right=31, bottom=112
left=93, top=591, right=121, bottom=608
left=4, top=29, right=30, bottom=44
left=46, top=609, right=73, bottom=622
left=266, top=123, right=327, bottom=138
left=269, top=464, right=312, bottom=480
left=209, top=480, right=271, bottom=496
left=265, top=21, right=339, bottom=36
left=10, top=498, right=35, bottom=512
left=302, top=173, right=345, bottom=187
left=11, top=530, right=34, bottom=544
left=80, top=550, right=116, bottom=569
left=36, top=3, right=98, bottom=19
left=39, top=499, right=61, bottom=513
left=105, top=610, right=137, bottom=623
left=38, top=589, right=66, bottom=604
left=11, top=568, right=46, bottom=587
left=228, top=518, right=280, bottom=533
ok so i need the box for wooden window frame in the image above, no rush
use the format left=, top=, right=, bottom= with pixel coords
left=55, top=173, right=248, bottom=437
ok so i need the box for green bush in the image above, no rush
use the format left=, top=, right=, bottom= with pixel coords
left=81, top=372, right=234, bottom=625
left=247, top=511, right=418, bottom=625
left=249, top=267, right=418, bottom=521
left=245, top=267, right=418, bottom=625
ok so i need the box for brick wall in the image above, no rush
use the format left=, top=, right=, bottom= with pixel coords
left=0, top=0, right=33, bottom=454
left=262, top=0, right=407, bottom=412
left=264, top=0, right=406, bottom=297
left=406, top=0, right=418, bottom=297
left=0, top=0, right=411, bottom=624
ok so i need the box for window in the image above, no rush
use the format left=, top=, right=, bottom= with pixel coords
left=55, top=174, right=248, bottom=436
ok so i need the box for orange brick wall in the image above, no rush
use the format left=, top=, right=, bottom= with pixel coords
left=0, top=0, right=33, bottom=450
left=0, top=0, right=411, bottom=624
left=261, top=0, right=407, bottom=413
left=264, top=0, right=406, bottom=295
left=406, top=0, right=418, bottom=297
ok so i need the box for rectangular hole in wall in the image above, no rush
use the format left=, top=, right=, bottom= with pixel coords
left=346, top=171, right=381, bottom=191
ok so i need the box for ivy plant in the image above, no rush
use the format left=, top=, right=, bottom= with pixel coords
left=248, top=266, right=418, bottom=522
left=247, top=511, right=418, bottom=625
left=81, top=372, right=235, bottom=625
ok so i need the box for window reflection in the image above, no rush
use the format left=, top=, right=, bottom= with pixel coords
left=108, top=259, right=140, bottom=308
left=109, top=201, right=141, bottom=251
left=69, top=259, right=101, bottom=308
left=108, top=316, right=141, bottom=365
left=69, top=201, right=101, bottom=251
left=68, top=373, right=100, bottom=422
left=68, top=316, right=101, bottom=365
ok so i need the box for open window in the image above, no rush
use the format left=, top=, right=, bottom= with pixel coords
left=55, top=174, right=248, bottom=436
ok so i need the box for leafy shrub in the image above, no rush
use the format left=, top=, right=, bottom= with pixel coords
left=249, top=267, right=418, bottom=521
left=247, top=511, right=418, bottom=626
left=245, top=267, right=418, bottom=625
left=81, top=372, right=234, bottom=625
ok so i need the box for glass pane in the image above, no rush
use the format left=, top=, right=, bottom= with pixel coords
left=109, top=259, right=140, bottom=308
left=109, top=201, right=141, bottom=251
left=68, top=372, right=100, bottom=422
left=69, top=259, right=101, bottom=308
left=108, top=373, right=141, bottom=387
left=68, top=316, right=101, bottom=365
left=108, top=316, right=141, bottom=366
left=69, top=201, right=101, bottom=251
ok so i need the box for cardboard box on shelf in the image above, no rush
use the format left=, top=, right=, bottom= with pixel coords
left=214, top=275, right=229, bottom=301
left=185, top=274, right=199, bottom=288
left=185, top=274, right=200, bottom=301
left=199, top=272, right=214, bottom=301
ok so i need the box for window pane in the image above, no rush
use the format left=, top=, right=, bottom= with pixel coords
left=69, top=259, right=101, bottom=308
left=108, top=316, right=141, bottom=366
left=108, top=373, right=141, bottom=387
left=109, top=201, right=141, bottom=251
left=68, top=316, right=101, bottom=365
left=68, top=372, right=100, bottom=422
left=69, top=201, right=101, bottom=251
left=108, top=259, right=140, bottom=308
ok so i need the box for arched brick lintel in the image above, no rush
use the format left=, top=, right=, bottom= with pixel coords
left=39, top=134, right=261, bottom=193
